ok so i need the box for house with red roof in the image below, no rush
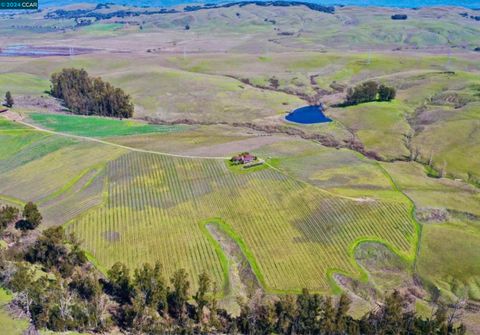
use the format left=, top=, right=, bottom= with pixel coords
left=231, top=152, right=257, bottom=165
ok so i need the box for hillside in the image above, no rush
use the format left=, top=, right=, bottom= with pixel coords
left=0, top=2, right=479, bottom=333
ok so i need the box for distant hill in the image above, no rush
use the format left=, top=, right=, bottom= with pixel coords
left=40, top=0, right=480, bottom=9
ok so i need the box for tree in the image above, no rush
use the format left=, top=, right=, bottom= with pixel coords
left=5, top=91, right=14, bottom=108
left=296, top=288, right=322, bottom=333
left=0, top=205, right=19, bottom=232
left=345, top=81, right=379, bottom=105
left=24, top=201, right=42, bottom=225
left=26, top=226, right=85, bottom=277
left=275, top=295, right=297, bottom=334
left=378, top=84, right=396, bottom=101
left=193, top=271, right=211, bottom=323
left=168, top=268, right=190, bottom=319
left=320, top=296, right=336, bottom=334
left=107, top=262, right=132, bottom=303
left=344, top=81, right=396, bottom=106
left=16, top=202, right=42, bottom=231
left=335, top=293, right=352, bottom=333
left=132, top=261, right=167, bottom=312
left=50, top=68, right=134, bottom=118
left=269, top=76, right=280, bottom=89
left=69, top=269, right=102, bottom=302
left=379, top=290, right=404, bottom=333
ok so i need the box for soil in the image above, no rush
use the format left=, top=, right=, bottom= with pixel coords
left=181, top=134, right=291, bottom=157
left=14, top=96, right=66, bottom=114
left=103, top=231, right=120, bottom=242
left=206, top=223, right=261, bottom=316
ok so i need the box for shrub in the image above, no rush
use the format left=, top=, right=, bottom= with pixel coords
left=4, top=91, right=14, bottom=108
left=0, top=205, right=19, bottom=232
left=25, top=226, right=86, bottom=276
left=378, top=84, right=396, bottom=101
left=391, top=14, right=408, bottom=20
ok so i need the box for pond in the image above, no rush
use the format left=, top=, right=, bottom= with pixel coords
left=285, top=105, right=332, bottom=124
left=0, top=45, right=95, bottom=57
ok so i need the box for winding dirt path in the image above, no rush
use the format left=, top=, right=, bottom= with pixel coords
left=2, top=112, right=229, bottom=160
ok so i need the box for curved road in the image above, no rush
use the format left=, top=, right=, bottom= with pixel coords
left=2, top=113, right=230, bottom=160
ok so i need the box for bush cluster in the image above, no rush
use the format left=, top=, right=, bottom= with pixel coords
left=1, top=202, right=42, bottom=233
left=345, top=81, right=396, bottom=106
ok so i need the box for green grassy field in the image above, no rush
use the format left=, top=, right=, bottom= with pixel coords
left=0, top=119, right=127, bottom=225
left=382, top=161, right=480, bottom=301
left=418, top=222, right=480, bottom=301
left=28, top=113, right=185, bottom=138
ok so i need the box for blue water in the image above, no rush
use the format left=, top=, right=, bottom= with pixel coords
left=285, top=106, right=332, bottom=124
left=41, top=0, right=480, bottom=8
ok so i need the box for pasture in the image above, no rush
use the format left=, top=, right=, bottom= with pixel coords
left=28, top=113, right=185, bottom=138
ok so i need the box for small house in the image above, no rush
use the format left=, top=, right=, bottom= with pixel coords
left=230, top=152, right=257, bottom=165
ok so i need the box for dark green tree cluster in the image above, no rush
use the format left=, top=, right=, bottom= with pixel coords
left=106, top=262, right=215, bottom=333
left=15, top=201, right=42, bottom=231
left=25, top=226, right=87, bottom=277
left=235, top=288, right=465, bottom=335
left=345, top=81, right=396, bottom=106
left=0, top=227, right=103, bottom=332
left=50, top=68, right=134, bottom=118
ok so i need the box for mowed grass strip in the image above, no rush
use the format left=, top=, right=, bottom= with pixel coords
left=28, top=113, right=185, bottom=138
left=68, top=152, right=417, bottom=293
left=0, top=288, right=28, bottom=335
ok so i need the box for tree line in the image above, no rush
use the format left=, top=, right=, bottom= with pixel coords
left=0, top=205, right=467, bottom=334
left=50, top=68, right=134, bottom=118
left=343, top=81, right=397, bottom=106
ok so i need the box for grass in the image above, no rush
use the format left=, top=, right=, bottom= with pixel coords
left=382, top=161, right=480, bottom=301
left=0, top=288, right=29, bottom=335
left=382, top=161, right=480, bottom=217
left=107, top=125, right=252, bottom=154
left=0, top=72, right=49, bottom=96
left=330, top=100, right=412, bottom=160
left=0, top=141, right=124, bottom=203
left=225, top=159, right=270, bottom=174
left=417, top=222, right=480, bottom=301
left=28, top=113, right=185, bottom=138
left=252, top=140, right=396, bottom=199
left=106, top=67, right=303, bottom=123
left=80, top=23, right=124, bottom=34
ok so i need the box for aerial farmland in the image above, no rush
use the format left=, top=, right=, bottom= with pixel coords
left=0, top=1, right=479, bottom=333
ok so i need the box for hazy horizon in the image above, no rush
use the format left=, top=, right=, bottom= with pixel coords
left=41, top=0, right=480, bottom=9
